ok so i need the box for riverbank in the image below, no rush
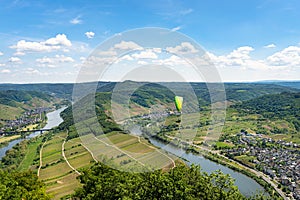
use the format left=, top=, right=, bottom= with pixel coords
left=149, top=133, right=285, bottom=199
left=0, top=107, right=67, bottom=160
left=0, top=135, right=21, bottom=147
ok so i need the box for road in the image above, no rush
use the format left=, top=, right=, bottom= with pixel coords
left=61, top=139, right=81, bottom=175
left=165, top=135, right=289, bottom=200
left=37, top=140, right=46, bottom=177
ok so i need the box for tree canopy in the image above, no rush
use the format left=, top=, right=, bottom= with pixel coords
left=0, top=170, right=51, bottom=200
left=74, top=163, right=268, bottom=200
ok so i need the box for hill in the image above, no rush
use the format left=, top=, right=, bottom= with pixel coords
left=0, top=90, right=56, bottom=120
left=1, top=81, right=299, bottom=102
left=231, top=92, right=300, bottom=131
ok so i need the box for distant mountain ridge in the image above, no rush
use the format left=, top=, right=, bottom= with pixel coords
left=0, top=81, right=299, bottom=102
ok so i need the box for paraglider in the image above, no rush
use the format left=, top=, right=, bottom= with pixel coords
left=174, top=96, right=183, bottom=112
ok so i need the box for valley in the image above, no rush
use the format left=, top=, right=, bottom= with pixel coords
left=0, top=81, right=299, bottom=199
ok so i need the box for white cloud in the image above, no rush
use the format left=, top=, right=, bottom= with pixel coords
left=132, top=50, right=158, bottom=59
left=152, top=55, right=188, bottom=66
left=36, top=55, right=74, bottom=67
left=171, top=26, right=181, bottom=32
left=113, top=41, right=142, bottom=50
left=264, top=44, right=276, bottom=48
left=227, top=46, right=254, bottom=59
left=1, top=69, right=11, bottom=73
left=180, top=8, right=193, bottom=15
left=166, top=42, right=198, bottom=54
left=208, top=45, right=300, bottom=73
left=266, top=46, right=300, bottom=67
left=44, top=34, right=71, bottom=46
left=85, top=31, right=95, bottom=39
left=98, top=50, right=117, bottom=57
left=121, top=55, right=134, bottom=61
left=9, top=57, right=21, bottom=63
left=13, top=51, right=25, bottom=56
left=0, top=52, right=3, bottom=56
left=138, top=60, right=148, bottom=65
left=208, top=46, right=255, bottom=68
left=70, top=16, right=82, bottom=24
left=0, top=63, right=6, bottom=67
left=10, top=34, right=72, bottom=53
left=25, top=68, right=40, bottom=75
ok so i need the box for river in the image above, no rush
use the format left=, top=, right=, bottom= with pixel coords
left=149, top=138, right=266, bottom=197
left=0, top=108, right=266, bottom=197
left=130, top=126, right=266, bottom=197
left=0, top=106, right=66, bottom=160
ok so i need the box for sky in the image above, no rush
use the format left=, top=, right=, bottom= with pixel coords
left=0, top=0, right=300, bottom=83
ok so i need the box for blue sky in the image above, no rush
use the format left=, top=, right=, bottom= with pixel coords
left=0, top=0, right=300, bottom=83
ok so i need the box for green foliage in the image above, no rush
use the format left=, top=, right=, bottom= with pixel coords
left=0, top=90, right=52, bottom=107
left=74, top=163, right=268, bottom=200
left=0, top=170, right=51, bottom=199
left=0, top=140, right=28, bottom=171
left=232, top=92, right=300, bottom=131
left=0, top=83, right=75, bottom=99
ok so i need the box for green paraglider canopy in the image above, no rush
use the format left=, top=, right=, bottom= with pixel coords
left=174, top=96, right=183, bottom=112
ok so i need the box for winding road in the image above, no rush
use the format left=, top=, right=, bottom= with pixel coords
left=166, top=135, right=289, bottom=200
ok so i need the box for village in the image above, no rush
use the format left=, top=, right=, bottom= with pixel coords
left=0, top=107, right=50, bottom=136
left=222, top=132, right=300, bottom=200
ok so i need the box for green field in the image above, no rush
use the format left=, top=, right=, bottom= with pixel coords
left=34, top=132, right=92, bottom=199
left=215, top=141, right=235, bottom=149
left=78, top=131, right=176, bottom=172
left=0, top=104, right=23, bottom=120
left=234, top=155, right=256, bottom=168
left=0, top=135, right=21, bottom=144
left=32, top=130, right=174, bottom=198
left=18, top=137, right=43, bottom=171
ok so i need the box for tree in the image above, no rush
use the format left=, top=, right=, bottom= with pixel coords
left=0, top=170, right=51, bottom=200
left=74, top=163, right=269, bottom=200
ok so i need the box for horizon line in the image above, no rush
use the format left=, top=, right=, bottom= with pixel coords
left=0, top=79, right=300, bottom=85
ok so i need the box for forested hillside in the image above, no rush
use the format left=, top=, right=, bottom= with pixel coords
left=74, top=163, right=268, bottom=200
left=0, top=90, right=51, bottom=107
left=1, top=81, right=298, bottom=102
left=0, top=90, right=55, bottom=120
left=232, top=92, right=300, bottom=131
left=0, top=170, right=50, bottom=199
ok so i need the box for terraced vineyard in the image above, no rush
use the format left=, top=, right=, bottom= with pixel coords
left=37, top=132, right=94, bottom=199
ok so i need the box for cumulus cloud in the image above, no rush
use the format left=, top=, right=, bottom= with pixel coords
left=85, top=31, right=95, bottom=39
left=266, top=46, right=300, bottom=67
left=44, top=34, right=71, bottom=46
left=25, top=68, right=40, bottom=75
left=138, top=60, right=148, bottom=65
left=207, top=46, right=255, bottom=68
left=208, top=45, right=300, bottom=72
left=9, top=57, right=21, bottom=63
left=132, top=50, right=158, bottom=59
left=264, top=44, right=276, bottom=48
left=13, top=51, right=25, bottom=56
left=0, top=52, right=3, bottom=56
left=166, top=42, right=198, bottom=54
left=171, top=26, right=181, bottom=32
left=98, top=50, right=117, bottom=57
left=1, top=69, right=11, bottom=73
left=70, top=16, right=82, bottom=24
left=113, top=41, right=142, bottom=50
left=10, top=34, right=72, bottom=54
left=152, top=55, right=188, bottom=66
left=0, top=63, right=6, bottom=67
left=36, top=55, right=74, bottom=67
